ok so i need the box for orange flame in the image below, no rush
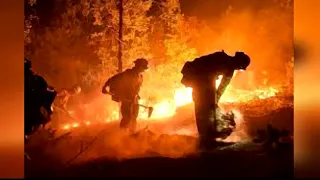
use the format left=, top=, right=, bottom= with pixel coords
left=60, top=71, right=280, bottom=131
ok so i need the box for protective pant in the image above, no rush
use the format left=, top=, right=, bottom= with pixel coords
left=192, top=84, right=217, bottom=149
left=25, top=105, right=44, bottom=136
left=120, top=101, right=139, bottom=132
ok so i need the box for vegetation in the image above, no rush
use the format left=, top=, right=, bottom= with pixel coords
left=24, top=0, right=293, bottom=97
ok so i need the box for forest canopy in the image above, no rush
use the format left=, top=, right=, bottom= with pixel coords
left=24, top=0, right=293, bottom=97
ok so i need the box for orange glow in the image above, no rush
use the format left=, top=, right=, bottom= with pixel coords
left=25, top=0, right=293, bottom=163
left=59, top=70, right=281, bottom=131
left=54, top=1, right=292, bottom=138
left=62, top=124, right=70, bottom=130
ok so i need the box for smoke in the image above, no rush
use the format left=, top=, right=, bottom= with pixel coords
left=222, top=108, right=250, bottom=142
left=181, top=0, right=293, bottom=87
left=27, top=125, right=198, bottom=165
left=25, top=0, right=293, bottom=164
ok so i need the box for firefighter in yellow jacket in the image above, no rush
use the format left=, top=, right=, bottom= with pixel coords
left=181, top=51, right=250, bottom=150
left=102, top=58, right=148, bottom=132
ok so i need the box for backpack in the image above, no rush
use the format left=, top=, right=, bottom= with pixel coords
left=181, top=61, right=197, bottom=87
left=107, top=72, right=126, bottom=102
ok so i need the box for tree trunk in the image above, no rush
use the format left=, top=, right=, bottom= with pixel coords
left=117, top=0, right=123, bottom=73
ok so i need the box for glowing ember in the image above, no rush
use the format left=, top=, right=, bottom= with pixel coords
left=63, top=124, right=70, bottom=130
left=72, top=123, right=79, bottom=128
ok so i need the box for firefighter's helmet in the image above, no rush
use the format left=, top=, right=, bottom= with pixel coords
left=134, top=58, right=148, bottom=70
left=234, top=52, right=250, bottom=70
left=73, top=85, right=81, bottom=94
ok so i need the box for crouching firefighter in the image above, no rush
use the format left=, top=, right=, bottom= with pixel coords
left=180, top=51, right=250, bottom=150
left=24, top=58, right=57, bottom=139
left=102, top=58, right=148, bottom=133
left=51, top=85, right=82, bottom=129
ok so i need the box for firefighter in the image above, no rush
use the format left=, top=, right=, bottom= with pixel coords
left=24, top=58, right=57, bottom=137
left=180, top=51, right=250, bottom=150
left=54, top=85, right=81, bottom=111
left=51, top=85, right=81, bottom=128
left=25, top=58, right=37, bottom=136
left=102, top=58, right=148, bottom=133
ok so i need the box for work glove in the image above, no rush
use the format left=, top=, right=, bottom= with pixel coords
left=133, top=95, right=140, bottom=103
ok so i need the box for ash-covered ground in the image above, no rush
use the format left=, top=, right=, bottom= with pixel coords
left=25, top=95, right=293, bottom=178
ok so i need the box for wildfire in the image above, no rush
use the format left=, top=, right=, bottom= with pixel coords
left=60, top=72, right=280, bottom=131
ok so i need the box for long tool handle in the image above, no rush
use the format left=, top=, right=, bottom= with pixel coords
left=104, top=91, right=149, bottom=109
left=52, top=105, right=79, bottom=121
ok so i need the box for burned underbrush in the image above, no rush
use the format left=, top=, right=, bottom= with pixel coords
left=25, top=94, right=293, bottom=178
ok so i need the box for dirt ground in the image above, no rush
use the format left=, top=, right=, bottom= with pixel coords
left=25, top=142, right=293, bottom=178
left=25, top=96, right=293, bottom=178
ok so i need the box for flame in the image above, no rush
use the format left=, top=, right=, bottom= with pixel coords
left=174, top=87, right=193, bottom=107
left=59, top=72, right=280, bottom=131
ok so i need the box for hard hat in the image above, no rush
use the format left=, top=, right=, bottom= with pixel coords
left=134, top=58, right=148, bottom=69
left=234, top=52, right=250, bottom=70
left=73, top=85, right=81, bottom=94
left=75, top=86, right=81, bottom=94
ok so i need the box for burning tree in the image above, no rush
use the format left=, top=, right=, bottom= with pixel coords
left=25, top=0, right=102, bottom=89
left=24, top=0, right=38, bottom=49
left=84, top=0, right=198, bottom=102
left=24, top=0, right=293, bottom=132
left=83, top=0, right=153, bottom=87
left=140, top=0, right=198, bottom=104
